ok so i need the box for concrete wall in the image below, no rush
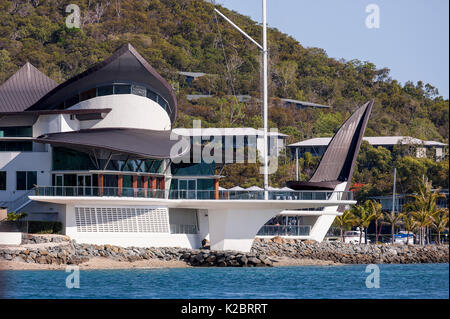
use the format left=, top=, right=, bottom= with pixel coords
left=0, top=152, right=52, bottom=202
left=64, top=204, right=201, bottom=249
left=0, top=232, right=22, bottom=245
left=69, top=95, right=172, bottom=131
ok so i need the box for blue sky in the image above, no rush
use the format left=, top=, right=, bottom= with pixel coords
left=218, top=0, right=449, bottom=98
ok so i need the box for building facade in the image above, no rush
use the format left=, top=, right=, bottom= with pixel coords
left=0, top=44, right=361, bottom=251
left=289, top=136, right=447, bottom=160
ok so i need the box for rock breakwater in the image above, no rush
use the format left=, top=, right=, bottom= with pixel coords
left=251, top=237, right=449, bottom=264
left=0, top=235, right=448, bottom=268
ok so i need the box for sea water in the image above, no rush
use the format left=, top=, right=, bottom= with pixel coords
left=0, top=263, right=448, bottom=299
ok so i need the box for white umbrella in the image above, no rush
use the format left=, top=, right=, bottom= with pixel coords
left=229, top=186, right=244, bottom=191
left=246, top=186, right=263, bottom=191
left=219, top=186, right=227, bottom=190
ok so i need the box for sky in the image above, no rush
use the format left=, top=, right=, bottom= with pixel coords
left=217, top=0, right=449, bottom=98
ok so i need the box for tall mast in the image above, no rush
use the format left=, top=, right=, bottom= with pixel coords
left=262, top=0, right=269, bottom=200
left=214, top=0, right=269, bottom=200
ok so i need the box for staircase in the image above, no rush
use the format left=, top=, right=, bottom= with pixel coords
left=5, top=188, right=35, bottom=213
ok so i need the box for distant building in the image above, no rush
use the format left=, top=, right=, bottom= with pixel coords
left=177, top=71, right=210, bottom=85
left=172, top=127, right=288, bottom=158
left=371, top=189, right=449, bottom=212
left=280, top=98, right=331, bottom=109
left=289, top=136, right=447, bottom=160
left=186, top=94, right=252, bottom=103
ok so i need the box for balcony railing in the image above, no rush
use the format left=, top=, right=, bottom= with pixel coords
left=257, top=225, right=311, bottom=236
left=33, top=186, right=353, bottom=201
left=170, top=224, right=198, bottom=234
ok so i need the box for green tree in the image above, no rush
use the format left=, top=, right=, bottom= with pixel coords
left=431, top=209, right=449, bottom=245
left=402, top=213, right=417, bottom=245
left=333, top=210, right=356, bottom=242
left=351, top=203, right=376, bottom=245
left=405, top=178, right=445, bottom=245
left=366, top=200, right=384, bottom=244
left=383, top=211, right=405, bottom=244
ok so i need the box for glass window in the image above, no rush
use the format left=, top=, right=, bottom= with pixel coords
left=16, top=171, right=27, bottom=190
left=1, top=141, right=33, bottom=152
left=16, top=171, right=37, bottom=190
left=27, top=171, right=37, bottom=189
left=97, top=85, right=114, bottom=96
left=0, top=126, right=32, bottom=137
left=79, top=88, right=97, bottom=101
left=146, top=89, right=157, bottom=102
left=131, top=85, right=147, bottom=97
left=158, top=98, right=168, bottom=111
left=114, top=84, right=131, bottom=94
left=65, top=95, right=80, bottom=108
left=0, top=171, right=6, bottom=190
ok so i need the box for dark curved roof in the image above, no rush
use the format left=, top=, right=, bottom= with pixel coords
left=26, top=43, right=177, bottom=123
left=287, top=100, right=374, bottom=191
left=0, top=63, right=57, bottom=113
left=34, top=128, right=189, bottom=160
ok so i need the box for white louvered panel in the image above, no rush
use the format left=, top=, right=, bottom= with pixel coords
left=75, top=207, right=169, bottom=233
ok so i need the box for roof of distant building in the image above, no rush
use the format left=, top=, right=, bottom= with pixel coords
left=186, top=94, right=252, bottom=102
left=177, top=71, right=209, bottom=78
left=0, top=62, right=58, bottom=113
left=289, top=136, right=447, bottom=147
left=173, top=127, right=288, bottom=137
left=281, top=98, right=331, bottom=109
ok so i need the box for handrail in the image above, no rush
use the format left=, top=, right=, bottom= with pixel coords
left=32, top=186, right=354, bottom=201
left=7, top=188, right=36, bottom=212
left=257, top=225, right=311, bottom=236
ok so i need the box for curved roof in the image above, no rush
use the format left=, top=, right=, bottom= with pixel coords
left=287, top=100, right=374, bottom=191
left=34, top=128, right=189, bottom=160
left=0, top=63, right=57, bottom=113
left=26, top=43, right=177, bottom=123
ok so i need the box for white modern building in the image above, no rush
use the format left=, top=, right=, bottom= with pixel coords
left=289, top=136, right=447, bottom=160
left=0, top=44, right=370, bottom=252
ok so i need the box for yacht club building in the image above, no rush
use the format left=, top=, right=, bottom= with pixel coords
left=0, top=44, right=367, bottom=251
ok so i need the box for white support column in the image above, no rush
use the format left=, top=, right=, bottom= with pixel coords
left=208, top=208, right=280, bottom=252
left=308, top=182, right=348, bottom=241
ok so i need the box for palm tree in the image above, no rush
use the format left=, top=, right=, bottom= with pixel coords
left=383, top=211, right=404, bottom=244
left=352, top=203, right=376, bottom=245
left=366, top=200, right=383, bottom=244
left=431, top=209, right=449, bottom=245
left=334, top=210, right=356, bottom=242
left=402, top=213, right=417, bottom=245
left=406, top=178, right=445, bottom=245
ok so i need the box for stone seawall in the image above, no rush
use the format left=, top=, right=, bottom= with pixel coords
left=0, top=235, right=273, bottom=267
left=0, top=235, right=448, bottom=268
left=252, top=238, right=449, bottom=264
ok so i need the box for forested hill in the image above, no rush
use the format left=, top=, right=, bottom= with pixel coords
left=0, top=0, right=448, bottom=144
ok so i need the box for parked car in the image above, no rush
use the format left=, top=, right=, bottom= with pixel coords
left=343, top=229, right=369, bottom=244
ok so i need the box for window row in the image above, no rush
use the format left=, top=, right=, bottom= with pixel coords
left=0, top=171, right=37, bottom=191
left=0, top=126, right=33, bottom=138
left=56, top=83, right=170, bottom=114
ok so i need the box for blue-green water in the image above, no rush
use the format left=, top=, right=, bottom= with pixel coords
left=0, top=264, right=448, bottom=299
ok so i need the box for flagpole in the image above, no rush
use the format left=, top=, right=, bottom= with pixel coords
left=214, top=0, right=269, bottom=200
left=262, top=0, right=269, bottom=200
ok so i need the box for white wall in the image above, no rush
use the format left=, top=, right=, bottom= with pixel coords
left=64, top=204, right=201, bottom=249
left=0, top=152, right=52, bottom=202
left=0, top=232, right=22, bottom=245
left=69, top=95, right=172, bottom=131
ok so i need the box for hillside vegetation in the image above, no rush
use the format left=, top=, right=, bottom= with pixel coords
left=0, top=0, right=448, bottom=197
